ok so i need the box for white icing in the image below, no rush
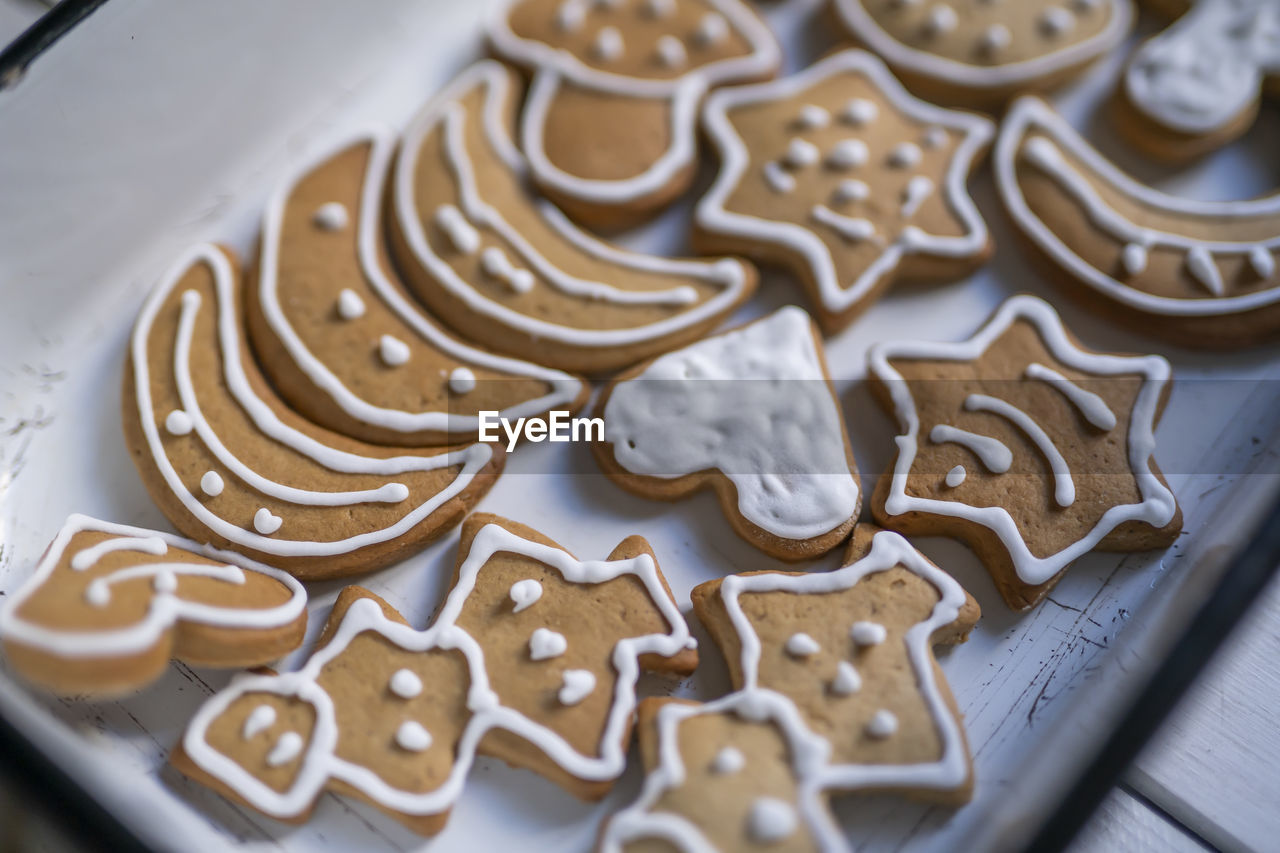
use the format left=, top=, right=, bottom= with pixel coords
left=1186, top=245, right=1225, bottom=296
left=866, top=709, right=898, bottom=738
left=556, top=0, right=587, bottom=32
left=559, top=668, right=597, bottom=705
left=1121, top=242, right=1148, bottom=276
left=850, top=621, right=887, bottom=646
left=921, top=4, right=958, bottom=37
left=592, top=26, right=624, bottom=62
left=825, top=138, right=869, bottom=170
left=654, top=34, right=687, bottom=69
left=153, top=572, right=178, bottom=594
left=964, top=393, right=1075, bottom=507
left=812, top=205, right=877, bottom=242
left=782, top=137, right=820, bottom=169
left=312, top=202, right=349, bottom=231
left=448, top=367, right=477, bottom=395
left=389, top=668, right=423, bottom=699
left=1250, top=246, right=1276, bottom=278
left=642, top=0, right=675, bottom=18
left=165, top=410, right=193, bottom=436
left=201, top=470, right=225, bottom=497
left=1040, top=6, right=1076, bottom=36
left=243, top=704, right=276, bottom=739
left=763, top=161, right=796, bottom=193
left=379, top=334, right=411, bottom=367
left=529, top=627, right=568, bottom=661
left=833, top=180, right=870, bottom=205
left=82, top=561, right=246, bottom=607
left=254, top=508, right=284, bottom=535
left=509, top=578, right=543, bottom=612
left=70, top=536, right=167, bottom=570
left=840, top=97, right=878, bottom=126
left=479, top=247, right=536, bottom=294
left=979, top=24, right=1012, bottom=54
left=785, top=632, right=821, bottom=657
left=944, top=464, right=966, bottom=488
left=901, top=175, right=934, bottom=217
left=602, top=307, right=860, bottom=541
left=795, top=104, right=831, bottom=130
left=929, top=423, right=1013, bottom=473
left=395, top=721, right=433, bottom=752
left=698, top=50, right=992, bottom=316
left=869, top=294, right=1178, bottom=585
left=888, top=141, right=922, bottom=168
left=921, top=126, right=948, bottom=149
left=831, top=660, right=862, bottom=695
left=336, top=288, right=366, bottom=320
left=1025, top=362, right=1117, bottom=430
left=710, top=745, right=745, bottom=774
left=747, top=797, right=798, bottom=843
left=694, top=11, right=729, bottom=46
left=266, top=731, right=304, bottom=767
left=434, top=203, right=482, bottom=255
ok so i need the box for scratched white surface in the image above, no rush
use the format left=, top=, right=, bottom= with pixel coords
left=1, top=1, right=1279, bottom=851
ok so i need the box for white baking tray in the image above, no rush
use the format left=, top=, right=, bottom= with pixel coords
left=2, top=1, right=1279, bottom=851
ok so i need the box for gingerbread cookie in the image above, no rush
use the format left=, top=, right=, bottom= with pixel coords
left=996, top=96, right=1280, bottom=348
left=1118, top=0, right=1280, bottom=162
left=0, top=515, right=306, bottom=697
left=696, top=50, right=993, bottom=334
left=488, top=0, right=780, bottom=228
left=594, top=306, right=862, bottom=560
left=867, top=294, right=1182, bottom=610
left=832, top=0, right=1134, bottom=107
left=388, top=61, right=757, bottom=374
left=692, top=526, right=979, bottom=803
left=599, top=693, right=848, bottom=853
left=125, top=244, right=503, bottom=580
left=175, top=514, right=695, bottom=833
left=246, top=126, right=587, bottom=447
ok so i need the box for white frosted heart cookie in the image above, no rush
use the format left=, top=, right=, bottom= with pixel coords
left=594, top=306, right=862, bottom=560
left=996, top=96, right=1280, bottom=348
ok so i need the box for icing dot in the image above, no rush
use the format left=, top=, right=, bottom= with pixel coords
left=555, top=0, right=587, bottom=32
left=654, top=34, right=687, bottom=68
left=449, top=367, right=476, bottom=394
left=710, top=745, right=745, bottom=774
left=833, top=179, right=870, bottom=204
left=379, top=334, right=411, bottom=367
left=389, top=668, right=423, bottom=699
left=200, top=470, right=224, bottom=497
left=242, top=704, right=276, bottom=739
left=763, top=162, right=796, bottom=193
left=642, top=0, right=675, bottom=17
left=826, top=138, right=869, bottom=170
left=782, top=137, right=820, bottom=169
left=1072, top=0, right=1101, bottom=10
left=901, top=175, right=935, bottom=217
left=747, top=797, right=798, bottom=843
left=921, top=4, right=958, bottom=37
left=851, top=621, right=887, bottom=646
left=794, top=104, right=831, bottom=130
left=253, top=508, right=283, bottom=535
left=693, top=11, right=728, bottom=46
left=510, top=578, right=543, bottom=612
left=785, top=632, right=821, bottom=657
left=592, top=26, right=624, bottom=61
left=978, top=23, right=1011, bottom=54
left=1121, top=242, right=1149, bottom=276
left=165, top=410, right=193, bottom=436
left=1186, top=246, right=1225, bottom=296
left=812, top=205, right=876, bottom=242
left=841, top=98, right=878, bottom=126
left=266, top=731, right=304, bottom=766
left=921, top=126, right=948, bottom=149
left=559, top=669, right=596, bottom=705
left=831, top=661, right=862, bottom=695
left=85, top=581, right=110, bottom=607
left=312, top=202, right=348, bottom=231
left=1250, top=246, right=1276, bottom=279
left=530, top=627, right=568, bottom=660
left=945, top=465, right=967, bottom=488
left=434, top=204, right=482, bottom=255
left=336, top=288, right=366, bottom=320
left=395, top=720, right=433, bottom=752
left=152, top=571, right=177, bottom=593
left=888, top=142, right=923, bottom=168
left=866, top=709, right=899, bottom=738
left=481, top=247, right=536, bottom=293
left=1040, top=6, right=1075, bottom=36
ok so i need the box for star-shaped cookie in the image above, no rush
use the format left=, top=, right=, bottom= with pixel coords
left=692, top=526, right=979, bottom=804
left=867, top=294, right=1182, bottom=610
left=696, top=49, right=993, bottom=333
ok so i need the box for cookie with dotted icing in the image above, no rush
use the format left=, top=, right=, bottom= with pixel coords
left=867, top=294, right=1182, bottom=610
left=0, top=515, right=306, bottom=698
left=124, top=244, right=503, bottom=581
left=388, top=60, right=757, bottom=374
left=442, top=513, right=697, bottom=799
left=692, top=526, right=979, bottom=804
left=245, top=126, right=587, bottom=447
left=488, top=0, right=780, bottom=228
left=996, top=97, right=1280, bottom=348
left=1117, top=0, right=1280, bottom=162
left=594, top=306, right=862, bottom=560
left=599, top=693, right=848, bottom=852
left=833, top=0, right=1134, bottom=107
left=696, top=50, right=993, bottom=334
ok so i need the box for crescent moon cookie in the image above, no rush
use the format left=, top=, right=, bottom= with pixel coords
left=695, top=50, right=994, bottom=335
left=1118, top=0, right=1280, bottom=161
left=832, top=0, right=1135, bottom=107
left=388, top=61, right=757, bottom=375
left=691, top=526, right=979, bottom=805
left=0, top=515, right=306, bottom=698
left=124, top=244, right=503, bottom=581
left=594, top=306, right=862, bottom=561
left=246, top=125, right=586, bottom=447
left=996, top=97, right=1280, bottom=348
left=598, top=693, right=849, bottom=853
left=488, top=0, right=781, bottom=228
left=174, top=514, right=696, bottom=833
left=867, top=295, right=1182, bottom=611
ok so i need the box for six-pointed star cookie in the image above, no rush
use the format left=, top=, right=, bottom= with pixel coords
left=692, top=526, right=979, bottom=804
left=867, top=294, right=1182, bottom=610
left=696, top=50, right=993, bottom=334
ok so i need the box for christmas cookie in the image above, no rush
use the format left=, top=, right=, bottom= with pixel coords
left=246, top=125, right=587, bottom=447
left=594, top=306, right=862, bottom=560
left=488, top=0, right=780, bottom=228
left=995, top=96, right=1280, bottom=348
left=1118, top=0, right=1280, bottom=162
left=124, top=244, right=503, bottom=581
left=832, top=0, right=1134, bottom=107
left=867, top=294, right=1182, bottom=610
left=599, top=693, right=848, bottom=853
left=692, top=526, right=979, bottom=803
left=696, top=50, right=993, bottom=334
left=0, top=515, right=306, bottom=697
left=388, top=61, right=757, bottom=375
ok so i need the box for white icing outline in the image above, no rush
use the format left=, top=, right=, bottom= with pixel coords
left=132, top=244, right=493, bottom=558
left=489, top=0, right=780, bottom=205
left=697, top=49, right=992, bottom=316
left=256, top=126, right=582, bottom=438
left=868, top=294, right=1178, bottom=586
left=0, top=515, right=305, bottom=659
left=994, top=97, right=1280, bottom=318
left=833, top=0, right=1133, bottom=91
left=392, top=61, right=751, bottom=349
